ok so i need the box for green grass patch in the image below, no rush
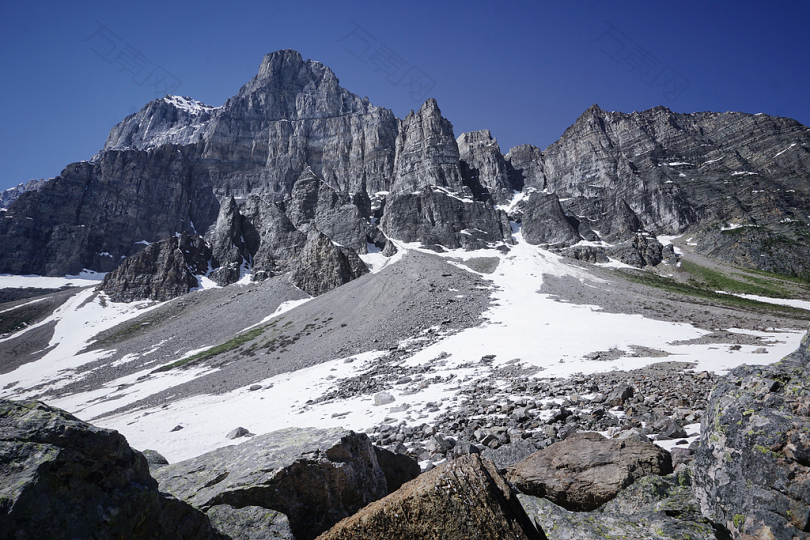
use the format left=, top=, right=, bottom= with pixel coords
left=152, top=325, right=268, bottom=373
left=680, top=260, right=791, bottom=298
left=617, top=269, right=810, bottom=319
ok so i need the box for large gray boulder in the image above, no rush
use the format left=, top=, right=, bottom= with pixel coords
left=380, top=185, right=513, bottom=250
left=315, top=454, right=542, bottom=540
left=0, top=399, right=222, bottom=540
left=289, top=228, right=368, bottom=296
left=693, top=326, right=810, bottom=539
left=153, top=427, right=393, bottom=540
left=508, top=431, right=673, bottom=511
left=518, top=469, right=723, bottom=539
left=205, top=505, right=294, bottom=540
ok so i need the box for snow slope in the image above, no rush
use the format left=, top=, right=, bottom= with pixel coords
left=8, top=233, right=799, bottom=462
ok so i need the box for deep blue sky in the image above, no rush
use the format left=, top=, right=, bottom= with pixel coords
left=2, top=0, right=808, bottom=192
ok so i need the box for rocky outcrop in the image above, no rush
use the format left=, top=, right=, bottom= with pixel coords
left=0, top=399, right=222, bottom=540
left=0, top=178, right=47, bottom=210
left=518, top=192, right=581, bottom=246
left=239, top=195, right=307, bottom=281
left=506, top=144, right=546, bottom=191
left=458, top=129, right=514, bottom=204
left=0, top=149, right=214, bottom=276
left=391, top=98, right=466, bottom=196
left=380, top=186, right=513, bottom=250
left=289, top=229, right=368, bottom=296
left=508, top=431, right=673, bottom=511
left=693, top=326, right=810, bottom=539
left=99, top=233, right=212, bottom=302
left=605, top=233, right=666, bottom=267
left=153, top=426, right=393, bottom=540
left=558, top=245, right=610, bottom=264
left=315, top=454, right=543, bottom=540
left=207, top=196, right=250, bottom=281
left=519, top=468, right=723, bottom=540
left=285, top=168, right=372, bottom=253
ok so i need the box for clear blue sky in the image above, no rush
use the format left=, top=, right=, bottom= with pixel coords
left=2, top=0, right=808, bottom=191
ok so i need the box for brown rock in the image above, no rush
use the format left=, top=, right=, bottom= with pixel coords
left=508, top=431, right=672, bottom=511
left=316, top=454, right=543, bottom=540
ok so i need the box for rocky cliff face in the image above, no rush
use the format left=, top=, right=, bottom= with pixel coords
left=2, top=49, right=809, bottom=294
left=458, top=129, right=515, bottom=204
left=391, top=99, right=466, bottom=196
left=99, top=233, right=212, bottom=302
left=531, top=104, right=810, bottom=274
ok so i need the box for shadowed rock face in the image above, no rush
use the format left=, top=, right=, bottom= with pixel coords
left=290, top=229, right=369, bottom=297
left=518, top=192, right=581, bottom=246
left=380, top=185, right=513, bottom=250
left=316, top=454, right=543, bottom=540
left=0, top=399, right=223, bottom=540
left=153, top=427, right=395, bottom=540
left=458, top=129, right=515, bottom=204
left=693, top=326, right=810, bottom=540
left=99, top=233, right=212, bottom=302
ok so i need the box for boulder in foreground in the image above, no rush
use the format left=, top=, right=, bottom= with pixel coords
left=508, top=431, right=673, bottom=511
left=316, top=453, right=543, bottom=540
left=693, top=326, right=810, bottom=539
left=519, top=468, right=724, bottom=539
left=0, top=399, right=222, bottom=540
left=153, top=426, right=408, bottom=540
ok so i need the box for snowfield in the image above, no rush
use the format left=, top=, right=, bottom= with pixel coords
left=1, top=230, right=803, bottom=463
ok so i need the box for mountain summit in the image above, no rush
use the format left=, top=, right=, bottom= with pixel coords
left=1, top=49, right=809, bottom=292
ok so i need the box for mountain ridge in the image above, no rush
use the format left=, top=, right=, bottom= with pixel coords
left=1, top=49, right=809, bottom=294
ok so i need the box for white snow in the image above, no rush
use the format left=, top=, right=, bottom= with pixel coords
left=657, top=235, right=684, bottom=255
left=0, top=271, right=105, bottom=289
left=3, top=225, right=807, bottom=463
left=495, top=189, right=535, bottom=213
left=666, top=162, right=692, bottom=166
left=163, top=95, right=218, bottom=115
left=715, top=292, right=810, bottom=311
left=774, top=143, right=797, bottom=158
left=731, top=171, right=757, bottom=176
left=0, top=290, right=162, bottom=397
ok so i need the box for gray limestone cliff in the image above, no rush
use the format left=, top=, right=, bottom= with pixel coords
left=458, top=129, right=515, bottom=204
left=2, top=50, right=810, bottom=290
left=390, top=99, right=466, bottom=196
